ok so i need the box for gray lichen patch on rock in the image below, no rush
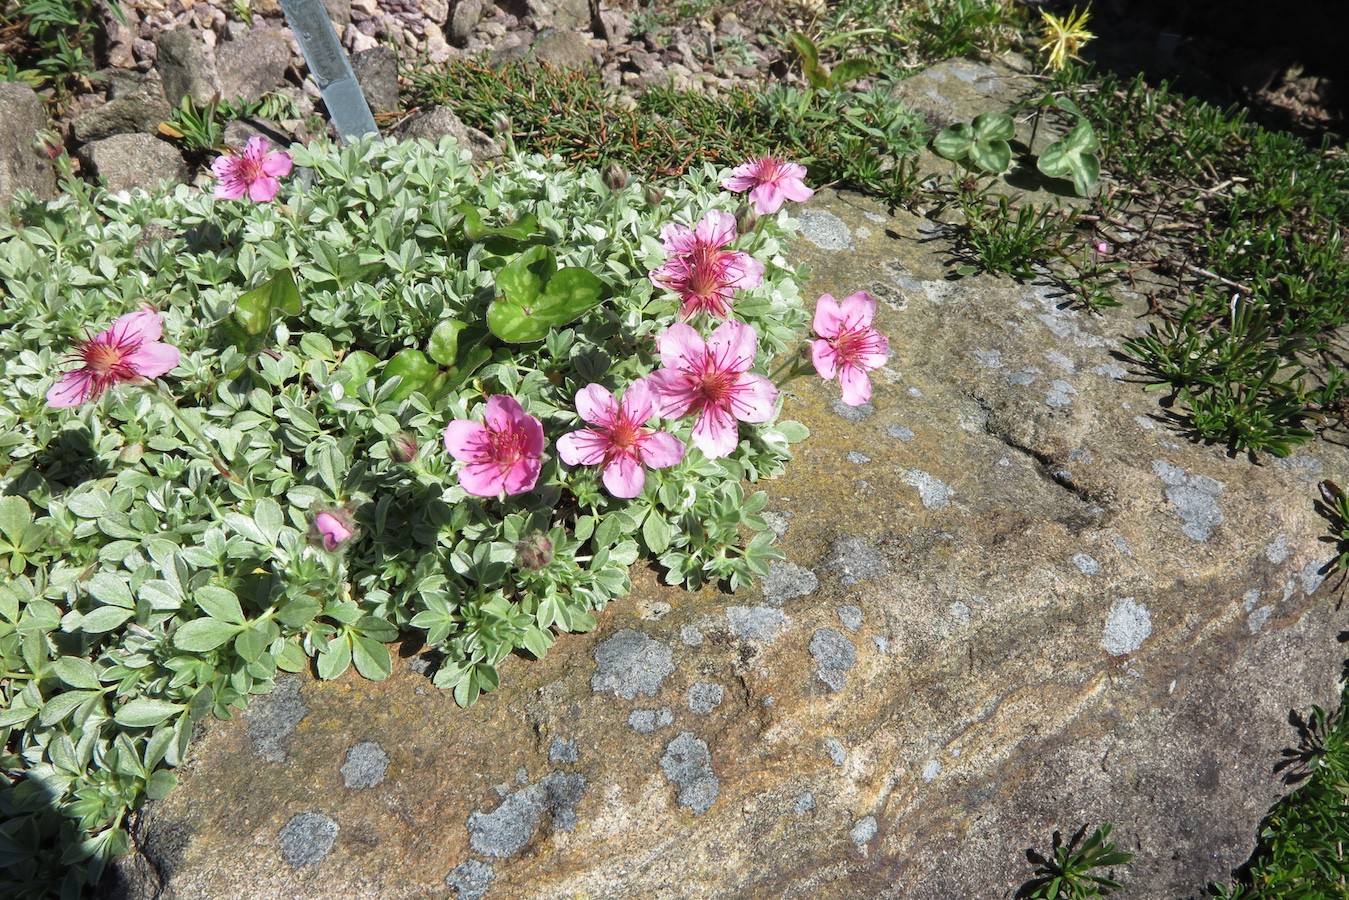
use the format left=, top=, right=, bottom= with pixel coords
left=1072, top=553, right=1101, bottom=576
left=821, top=536, right=888, bottom=586
left=761, top=561, right=819, bottom=604
left=628, top=707, right=674, bottom=733
left=278, top=811, right=338, bottom=867
left=887, top=424, right=915, bottom=442
left=445, top=859, right=494, bottom=900
left=688, top=682, right=725, bottom=715
left=727, top=605, right=791, bottom=641
left=590, top=629, right=674, bottom=699
left=339, top=741, right=389, bottom=789
left=837, top=605, right=863, bottom=632
left=549, top=738, right=579, bottom=765
left=809, top=628, right=858, bottom=692
left=850, top=815, right=878, bottom=854
left=796, top=209, right=854, bottom=250
left=243, top=676, right=307, bottom=763
left=466, top=771, right=587, bottom=858
left=903, top=469, right=953, bottom=510
left=825, top=737, right=846, bottom=765
left=1102, top=597, right=1152, bottom=656
left=1152, top=460, right=1224, bottom=541
left=660, top=732, right=719, bottom=815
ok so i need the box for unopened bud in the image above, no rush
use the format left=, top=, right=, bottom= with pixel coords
left=390, top=431, right=419, bottom=463
left=490, top=112, right=511, bottom=135
left=310, top=507, right=357, bottom=552
left=515, top=532, right=553, bottom=571
left=603, top=162, right=629, bottom=192
left=644, top=186, right=663, bottom=207
left=735, top=202, right=758, bottom=234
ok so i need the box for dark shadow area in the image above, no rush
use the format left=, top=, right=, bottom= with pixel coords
left=1061, top=0, right=1346, bottom=140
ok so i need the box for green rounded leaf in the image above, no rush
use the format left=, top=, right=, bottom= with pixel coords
left=173, top=617, right=243, bottom=652
left=194, top=584, right=244, bottom=624
left=351, top=634, right=392, bottom=680
left=428, top=320, right=466, bottom=366
left=969, top=139, right=1012, bottom=174
left=971, top=112, right=1015, bottom=142
left=77, top=605, right=134, bottom=634
left=317, top=634, right=352, bottom=680
left=489, top=265, right=606, bottom=343
left=336, top=350, right=379, bottom=389
left=932, top=123, right=973, bottom=161
left=52, top=657, right=101, bottom=690
left=381, top=349, right=438, bottom=401
left=113, top=698, right=185, bottom=728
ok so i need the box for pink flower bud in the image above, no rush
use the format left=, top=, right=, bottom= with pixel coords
left=390, top=432, right=419, bottom=463
left=515, top=532, right=554, bottom=571
left=310, top=508, right=356, bottom=551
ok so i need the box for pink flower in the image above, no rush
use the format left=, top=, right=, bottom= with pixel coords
left=557, top=380, right=685, bottom=498
left=311, top=508, right=356, bottom=551
left=46, top=309, right=181, bottom=407
left=721, top=157, right=814, bottom=215
left=811, top=292, right=889, bottom=407
left=211, top=136, right=293, bottom=202
left=443, top=395, right=545, bottom=497
left=647, top=321, right=778, bottom=459
left=649, top=210, right=764, bottom=320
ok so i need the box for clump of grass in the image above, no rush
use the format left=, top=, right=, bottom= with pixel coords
left=1018, top=822, right=1134, bottom=899
left=405, top=59, right=928, bottom=205
left=1210, top=682, right=1349, bottom=897
left=1054, top=67, right=1349, bottom=457
left=0, top=0, right=111, bottom=108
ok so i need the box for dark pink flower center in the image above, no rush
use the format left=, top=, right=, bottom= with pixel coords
left=238, top=154, right=266, bottom=184
left=76, top=330, right=142, bottom=397
left=608, top=417, right=644, bottom=452
left=488, top=425, right=527, bottom=467
left=695, top=367, right=736, bottom=406
left=832, top=327, right=883, bottom=366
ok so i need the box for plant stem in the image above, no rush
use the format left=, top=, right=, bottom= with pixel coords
left=150, top=383, right=241, bottom=483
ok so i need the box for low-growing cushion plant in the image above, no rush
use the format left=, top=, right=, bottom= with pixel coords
left=0, top=136, right=874, bottom=894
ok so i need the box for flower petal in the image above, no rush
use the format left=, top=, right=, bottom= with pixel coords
left=247, top=176, right=280, bottom=202
left=261, top=151, right=293, bottom=177
left=656, top=323, right=706, bottom=372
left=601, top=452, right=646, bottom=498
left=838, top=365, right=873, bottom=406
left=645, top=368, right=696, bottom=419
left=690, top=403, right=739, bottom=459
left=620, top=378, right=657, bottom=423
left=636, top=430, right=685, bottom=470
left=458, top=460, right=505, bottom=497
left=782, top=179, right=815, bottom=203
left=46, top=371, right=94, bottom=408
left=838, top=291, right=878, bottom=328
left=108, top=309, right=164, bottom=345
left=125, top=341, right=180, bottom=379
left=693, top=210, right=738, bottom=248
left=705, top=320, right=757, bottom=375
left=503, top=456, right=541, bottom=495
left=443, top=419, right=487, bottom=461
left=750, top=182, right=786, bottom=215
left=811, top=339, right=838, bottom=381
left=483, top=395, right=524, bottom=433
left=557, top=429, right=610, bottom=466
left=575, top=383, right=618, bottom=428
left=725, top=252, right=764, bottom=290
left=811, top=293, right=844, bottom=339
left=728, top=373, right=778, bottom=423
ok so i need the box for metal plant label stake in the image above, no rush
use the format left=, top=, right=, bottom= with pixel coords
left=278, top=0, right=378, bottom=142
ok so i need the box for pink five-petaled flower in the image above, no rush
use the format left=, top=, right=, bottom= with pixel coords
left=811, top=291, right=890, bottom=407
left=211, top=135, right=293, bottom=202
left=46, top=309, right=181, bottom=408
left=721, top=157, right=814, bottom=216
left=649, top=210, right=764, bottom=320
left=647, top=320, right=778, bottom=460
left=557, top=380, right=685, bottom=499
left=311, top=508, right=356, bottom=552
left=443, top=395, right=545, bottom=497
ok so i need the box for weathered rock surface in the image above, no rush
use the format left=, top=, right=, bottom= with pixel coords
left=107, top=190, right=1346, bottom=899
left=0, top=82, right=56, bottom=208
left=216, top=28, right=293, bottom=103
left=155, top=29, right=222, bottom=107
left=78, top=133, right=190, bottom=193
left=393, top=106, right=502, bottom=161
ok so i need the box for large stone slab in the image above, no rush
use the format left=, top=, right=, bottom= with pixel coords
left=0, top=83, right=56, bottom=208
left=106, top=190, right=1345, bottom=899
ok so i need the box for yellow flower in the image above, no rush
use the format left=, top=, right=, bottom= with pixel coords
left=1038, top=6, right=1095, bottom=72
